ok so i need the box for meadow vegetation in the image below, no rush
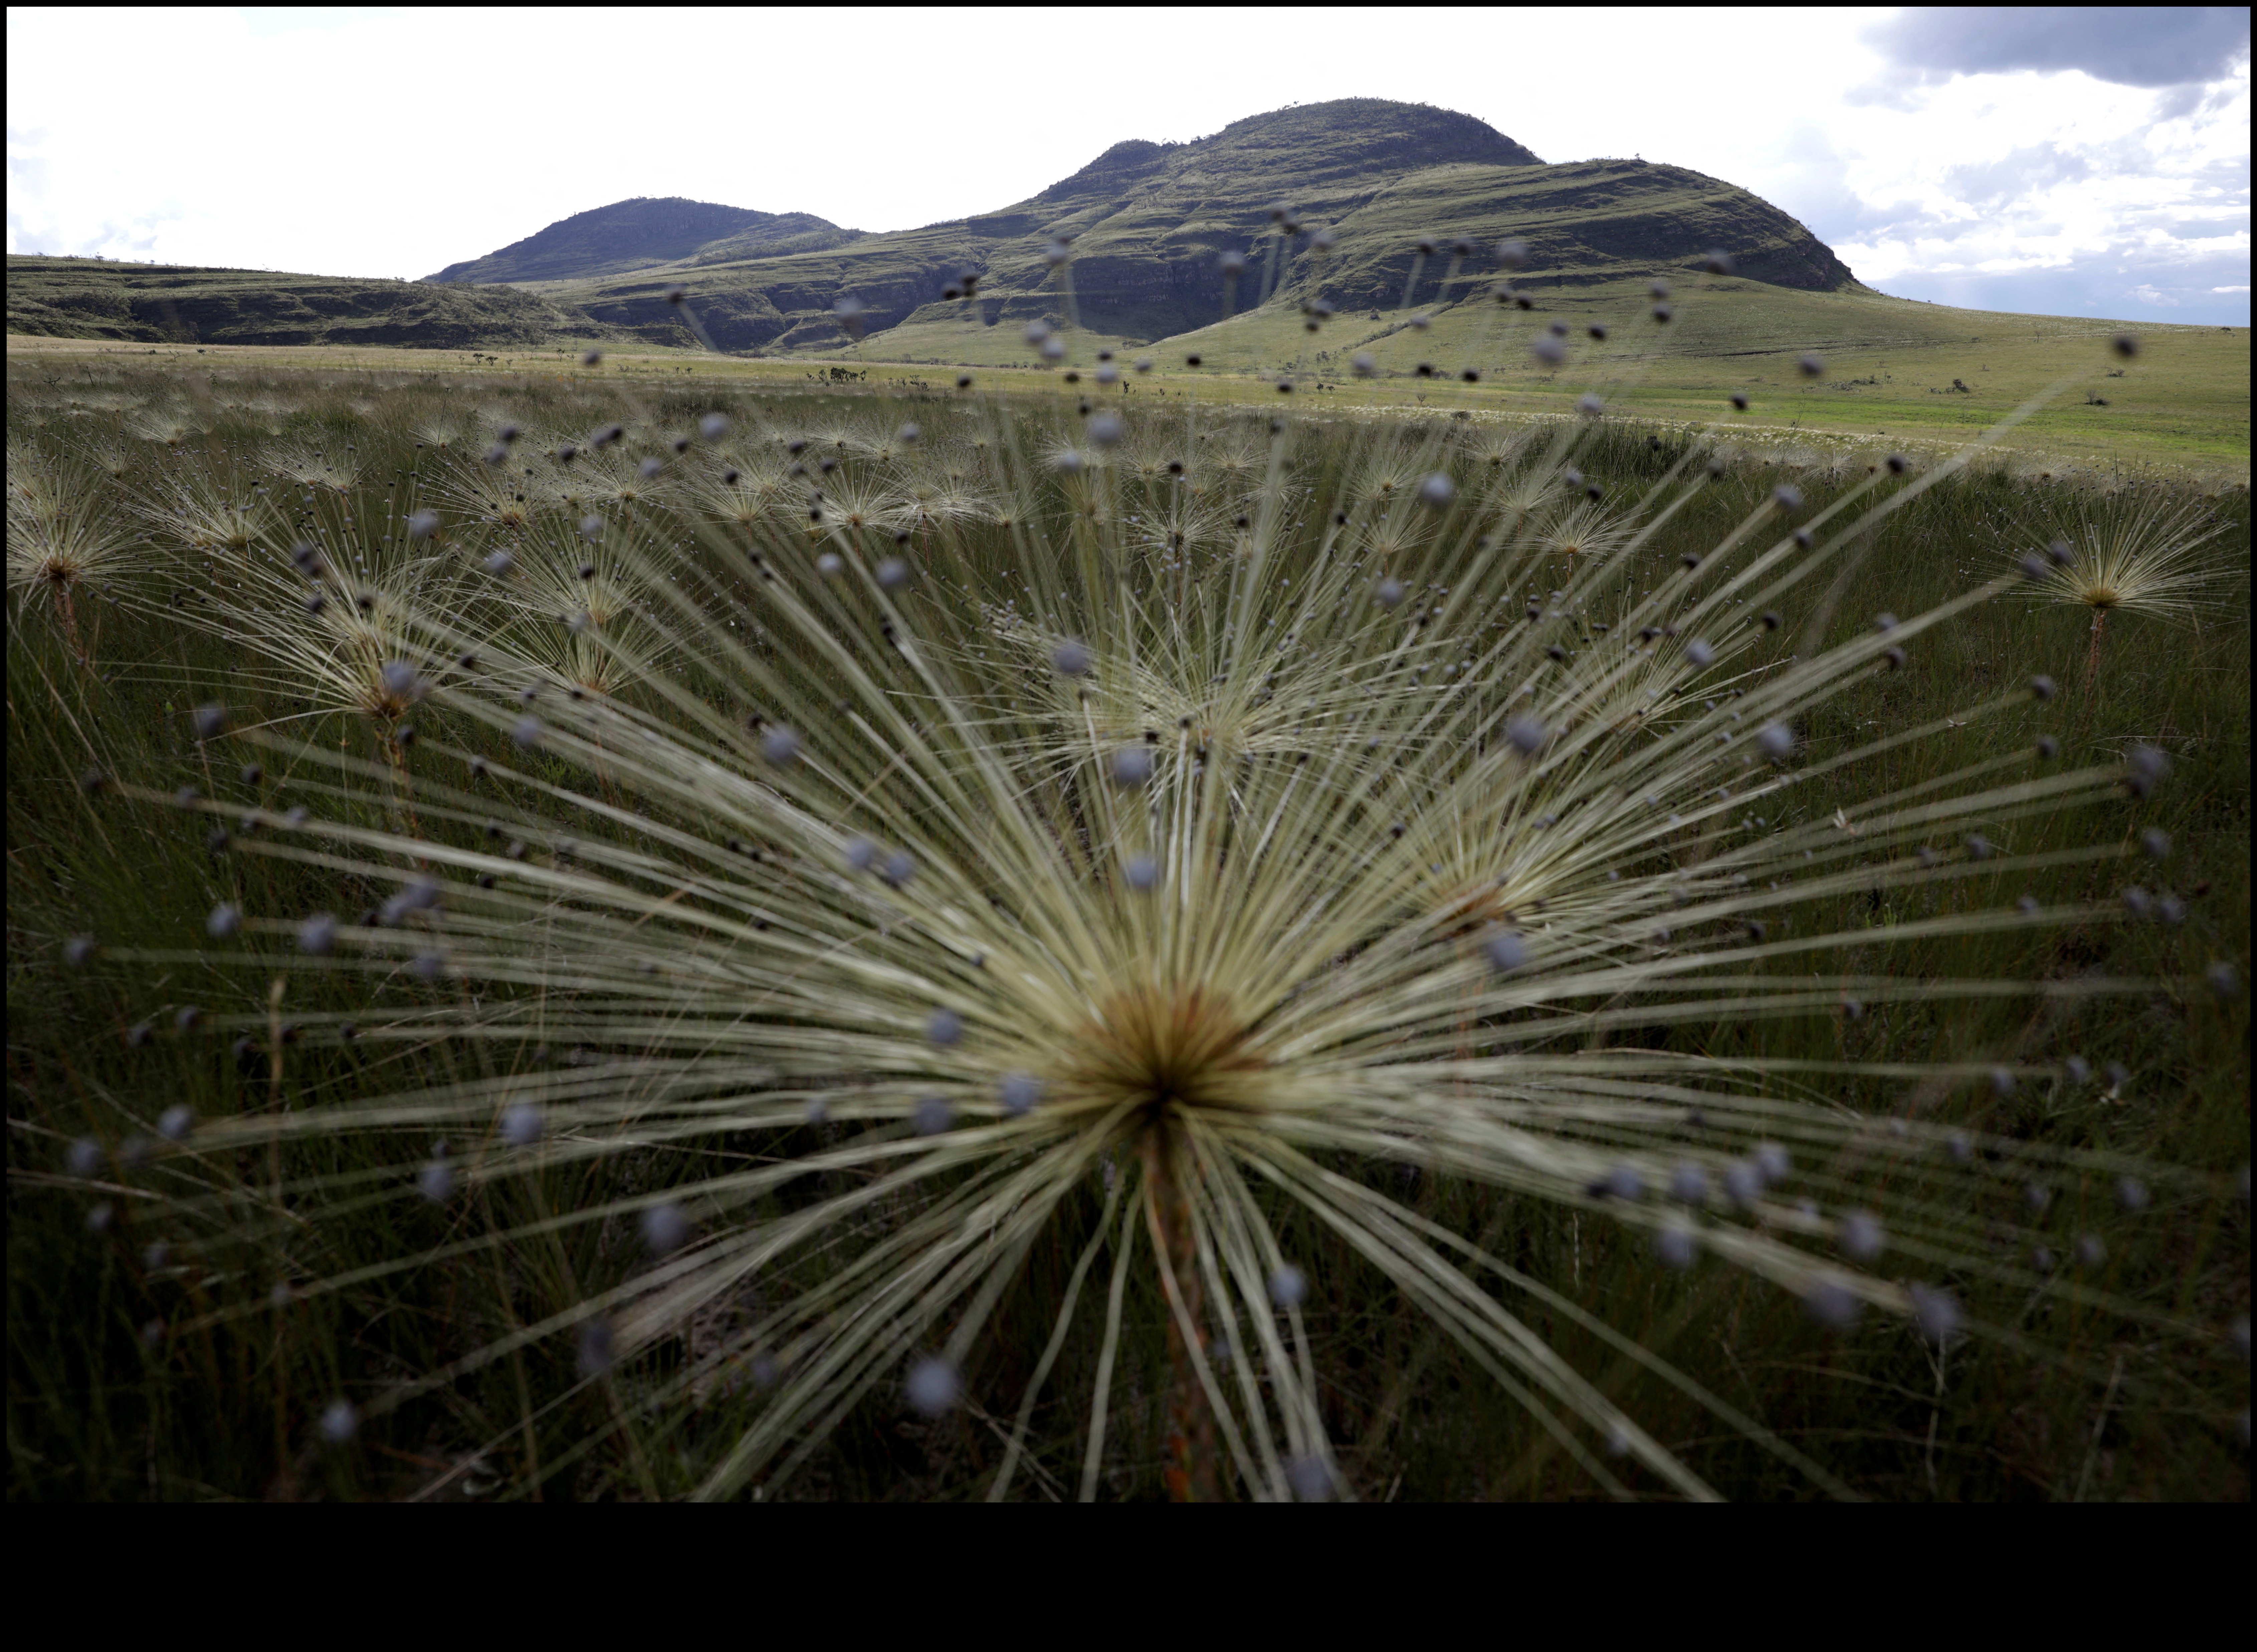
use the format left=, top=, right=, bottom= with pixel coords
left=6, top=304, right=2249, bottom=1500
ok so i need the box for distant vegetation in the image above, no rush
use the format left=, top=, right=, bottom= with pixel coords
left=7, top=257, right=625, bottom=352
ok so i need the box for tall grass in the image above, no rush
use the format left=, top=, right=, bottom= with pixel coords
left=7, top=339, right=2248, bottom=1500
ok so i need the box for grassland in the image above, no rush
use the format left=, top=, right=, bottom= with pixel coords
left=6, top=344, right=2247, bottom=1500
left=14, top=276, right=2248, bottom=481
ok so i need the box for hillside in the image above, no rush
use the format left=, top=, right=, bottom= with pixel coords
left=7, top=100, right=1880, bottom=366
left=6, top=257, right=625, bottom=350
left=512, top=99, right=1856, bottom=355
left=425, top=196, right=857, bottom=284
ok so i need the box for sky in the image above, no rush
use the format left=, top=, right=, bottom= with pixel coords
left=7, top=5, right=2249, bottom=326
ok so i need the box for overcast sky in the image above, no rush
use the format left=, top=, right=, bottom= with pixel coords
left=7, top=5, right=2248, bottom=325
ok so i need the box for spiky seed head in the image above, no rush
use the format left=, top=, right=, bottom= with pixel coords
left=318, top=1400, right=359, bottom=1444
left=1652, top=1224, right=1697, bottom=1270
left=499, top=1103, right=544, bottom=1148
left=905, top=1356, right=960, bottom=1416
left=1601, top=1164, right=1645, bottom=1201
left=1803, top=1279, right=1860, bottom=1329
left=578, top=1318, right=616, bottom=1377
left=641, top=1202, right=691, bottom=1254
left=1909, top=1284, right=1961, bottom=1344
left=1838, top=1211, right=1885, bottom=1262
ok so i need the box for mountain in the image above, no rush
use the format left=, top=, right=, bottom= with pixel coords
left=7, top=100, right=1863, bottom=360
left=501, top=99, right=1858, bottom=354
left=5, top=256, right=624, bottom=350
left=424, top=196, right=858, bottom=285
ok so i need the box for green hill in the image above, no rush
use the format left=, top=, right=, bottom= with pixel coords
left=425, top=196, right=857, bottom=284
left=516, top=99, right=1857, bottom=355
left=5, top=256, right=623, bottom=350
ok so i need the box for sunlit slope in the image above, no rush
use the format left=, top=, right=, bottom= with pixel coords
left=527, top=100, right=1854, bottom=355
left=6, top=256, right=622, bottom=351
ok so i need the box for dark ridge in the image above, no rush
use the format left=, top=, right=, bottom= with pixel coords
left=7, top=256, right=625, bottom=350
left=426, top=197, right=856, bottom=285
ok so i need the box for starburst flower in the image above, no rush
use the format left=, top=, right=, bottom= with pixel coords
left=109, top=370, right=2209, bottom=1506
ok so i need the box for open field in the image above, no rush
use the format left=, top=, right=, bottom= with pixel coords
left=11, top=287, right=2249, bottom=481
left=7, top=349, right=2248, bottom=1501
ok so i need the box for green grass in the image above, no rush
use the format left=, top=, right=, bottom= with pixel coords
left=7, top=354, right=2248, bottom=1500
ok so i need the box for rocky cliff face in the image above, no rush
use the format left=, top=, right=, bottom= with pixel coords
left=527, top=99, right=1856, bottom=354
